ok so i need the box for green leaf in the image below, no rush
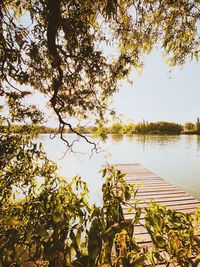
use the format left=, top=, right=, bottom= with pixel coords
left=131, top=254, right=146, bottom=266
left=37, top=225, right=49, bottom=238
left=53, top=214, right=61, bottom=223
left=155, top=235, right=166, bottom=248
left=102, top=168, right=107, bottom=178
left=134, top=208, right=142, bottom=225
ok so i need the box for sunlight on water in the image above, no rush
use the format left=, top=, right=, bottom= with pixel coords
left=37, top=134, right=200, bottom=203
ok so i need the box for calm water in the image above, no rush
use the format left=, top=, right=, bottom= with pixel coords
left=37, top=134, right=200, bottom=203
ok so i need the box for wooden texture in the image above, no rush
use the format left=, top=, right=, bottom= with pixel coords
left=112, top=163, right=200, bottom=248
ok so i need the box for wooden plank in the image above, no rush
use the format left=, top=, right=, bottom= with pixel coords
left=136, top=185, right=179, bottom=190
left=125, top=198, right=200, bottom=206
left=123, top=201, right=200, bottom=211
left=133, top=225, right=148, bottom=235
left=131, top=196, right=196, bottom=203
left=137, top=190, right=186, bottom=197
left=133, top=194, right=192, bottom=201
left=132, top=181, right=171, bottom=185
left=136, top=188, right=179, bottom=192
left=124, top=202, right=200, bottom=213
left=136, top=188, right=184, bottom=193
left=125, top=179, right=163, bottom=183
left=127, top=181, right=165, bottom=185
left=125, top=177, right=163, bottom=180
left=124, top=207, right=198, bottom=221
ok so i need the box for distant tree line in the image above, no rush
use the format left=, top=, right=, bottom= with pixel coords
left=183, top=118, right=200, bottom=134
left=103, top=121, right=183, bottom=135
left=1, top=118, right=200, bottom=135
left=0, top=124, right=58, bottom=134
left=102, top=118, right=200, bottom=135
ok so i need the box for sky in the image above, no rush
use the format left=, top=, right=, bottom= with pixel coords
left=19, top=47, right=200, bottom=127
left=113, top=49, right=200, bottom=124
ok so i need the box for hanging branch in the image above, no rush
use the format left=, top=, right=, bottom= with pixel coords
left=46, top=0, right=97, bottom=151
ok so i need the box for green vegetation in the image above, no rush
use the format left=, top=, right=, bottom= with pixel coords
left=134, top=121, right=182, bottom=135
left=90, top=119, right=200, bottom=136
left=70, top=121, right=192, bottom=135
left=183, top=118, right=200, bottom=134
left=98, top=121, right=183, bottom=135
left=196, top=118, right=200, bottom=132
left=2, top=120, right=200, bottom=136
left=0, top=0, right=200, bottom=266
left=0, top=124, right=58, bottom=134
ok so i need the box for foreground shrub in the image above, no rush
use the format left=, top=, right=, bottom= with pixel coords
left=0, top=130, right=199, bottom=266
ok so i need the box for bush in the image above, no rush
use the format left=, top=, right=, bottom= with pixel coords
left=0, top=132, right=199, bottom=266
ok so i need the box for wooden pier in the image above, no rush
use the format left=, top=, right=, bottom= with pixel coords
left=112, top=163, right=200, bottom=246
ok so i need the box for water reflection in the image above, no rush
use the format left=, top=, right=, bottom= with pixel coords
left=123, top=134, right=180, bottom=147
left=197, top=135, right=200, bottom=153
left=110, top=134, right=124, bottom=143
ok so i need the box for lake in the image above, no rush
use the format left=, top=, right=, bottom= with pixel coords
left=37, top=134, right=200, bottom=204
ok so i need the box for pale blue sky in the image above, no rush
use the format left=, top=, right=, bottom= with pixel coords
left=24, top=48, right=200, bottom=126
left=114, top=49, right=200, bottom=124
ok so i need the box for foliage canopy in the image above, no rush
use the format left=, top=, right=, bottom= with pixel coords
left=1, top=0, right=200, bottom=141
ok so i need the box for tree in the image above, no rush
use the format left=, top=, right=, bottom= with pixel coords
left=1, top=0, right=200, bottom=145
left=196, top=117, right=200, bottom=132
left=0, top=1, right=200, bottom=266
left=184, top=122, right=195, bottom=131
left=110, top=122, right=124, bottom=134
